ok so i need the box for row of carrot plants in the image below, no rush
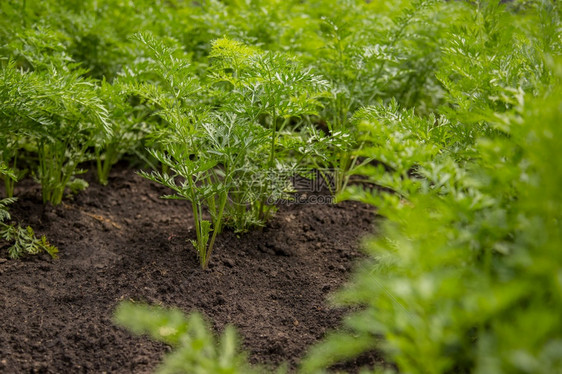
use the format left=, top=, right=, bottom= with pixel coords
left=1, top=0, right=561, bottom=372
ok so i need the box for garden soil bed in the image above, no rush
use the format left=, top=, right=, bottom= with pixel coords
left=0, top=165, right=381, bottom=373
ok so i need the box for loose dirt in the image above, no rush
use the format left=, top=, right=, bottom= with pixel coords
left=0, top=165, right=381, bottom=373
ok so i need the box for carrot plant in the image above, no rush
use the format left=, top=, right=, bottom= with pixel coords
left=129, top=34, right=261, bottom=267
left=0, top=197, right=58, bottom=259
left=114, top=301, right=264, bottom=374
left=277, top=0, right=457, bottom=194
left=1, top=161, right=57, bottom=260
left=94, top=81, right=153, bottom=185
left=1, top=15, right=113, bottom=204
left=132, top=33, right=328, bottom=267
left=141, top=112, right=271, bottom=269
left=0, top=59, right=109, bottom=205
left=208, top=38, right=327, bottom=219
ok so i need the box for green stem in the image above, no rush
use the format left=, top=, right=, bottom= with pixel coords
left=187, top=176, right=203, bottom=260
left=5, top=152, right=17, bottom=198
left=96, top=148, right=103, bottom=184
left=38, top=141, right=49, bottom=204
left=202, top=192, right=227, bottom=270
left=268, top=105, right=278, bottom=168
left=97, top=144, right=118, bottom=185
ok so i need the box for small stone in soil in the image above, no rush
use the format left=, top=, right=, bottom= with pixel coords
left=223, top=258, right=235, bottom=268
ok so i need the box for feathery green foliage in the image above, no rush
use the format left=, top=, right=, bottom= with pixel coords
left=133, top=33, right=327, bottom=266
left=303, top=2, right=562, bottom=373
left=0, top=59, right=108, bottom=204
left=208, top=37, right=328, bottom=220
left=0, top=197, right=58, bottom=259
left=114, top=301, right=268, bottom=374
left=2, top=0, right=562, bottom=371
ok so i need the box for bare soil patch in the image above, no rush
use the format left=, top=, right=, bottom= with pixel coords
left=0, top=165, right=379, bottom=373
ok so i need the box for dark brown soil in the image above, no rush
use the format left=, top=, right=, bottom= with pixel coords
left=0, top=165, right=380, bottom=373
